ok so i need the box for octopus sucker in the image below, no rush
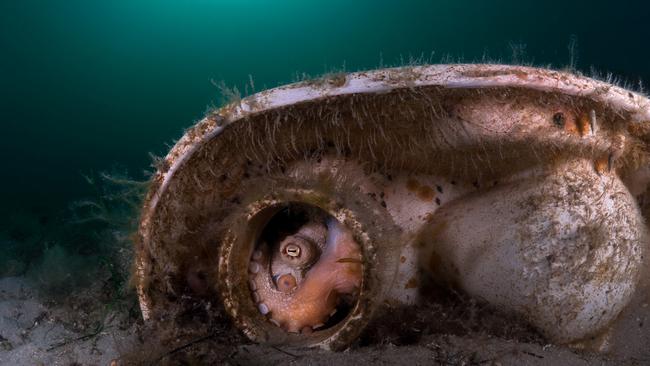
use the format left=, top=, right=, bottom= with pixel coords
left=135, top=64, right=650, bottom=353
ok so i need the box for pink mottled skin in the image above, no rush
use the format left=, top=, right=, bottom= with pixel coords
left=250, top=218, right=362, bottom=333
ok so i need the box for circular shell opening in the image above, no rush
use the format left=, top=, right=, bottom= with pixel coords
left=217, top=190, right=398, bottom=349
left=248, top=203, right=362, bottom=335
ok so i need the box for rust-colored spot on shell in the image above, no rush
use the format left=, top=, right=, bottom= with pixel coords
left=400, top=256, right=407, bottom=263
left=552, top=110, right=582, bottom=136
left=563, top=113, right=580, bottom=136
left=417, top=185, right=435, bottom=201
left=594, top=155, right=610, bottom=175
left=578, top=112, right=591, bottom=136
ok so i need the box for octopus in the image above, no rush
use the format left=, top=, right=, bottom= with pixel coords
left=135, top=64, right=650, bottom=353
left=248, top=214, right=362, bottom=334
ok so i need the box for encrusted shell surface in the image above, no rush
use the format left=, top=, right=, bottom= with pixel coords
left=135, top=64, right=650, bottom=351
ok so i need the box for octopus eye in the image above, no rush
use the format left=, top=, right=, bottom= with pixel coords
left=135, top=64, right=650, bottom=353
left=279, top=236, right=317, bottom=265
left=283, top=242, right=301, bottom=257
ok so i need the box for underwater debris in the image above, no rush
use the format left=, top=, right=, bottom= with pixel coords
left=134, top=64, right=650, bottom=353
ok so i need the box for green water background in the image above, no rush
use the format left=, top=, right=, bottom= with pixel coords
left=1, top=0, right=649, bottom=224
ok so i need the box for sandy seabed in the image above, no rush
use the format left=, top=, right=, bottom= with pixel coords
left=3, top=276, right=648, bottom=365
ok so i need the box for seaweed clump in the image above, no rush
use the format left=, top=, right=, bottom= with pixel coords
left=0, top=168, right=148, bottom=299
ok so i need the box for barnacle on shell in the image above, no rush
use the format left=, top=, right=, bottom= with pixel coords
left=135, top=64, right=650, bottom=351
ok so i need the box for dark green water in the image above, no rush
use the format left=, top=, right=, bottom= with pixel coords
left=1, top=0, right=649, bottom=223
